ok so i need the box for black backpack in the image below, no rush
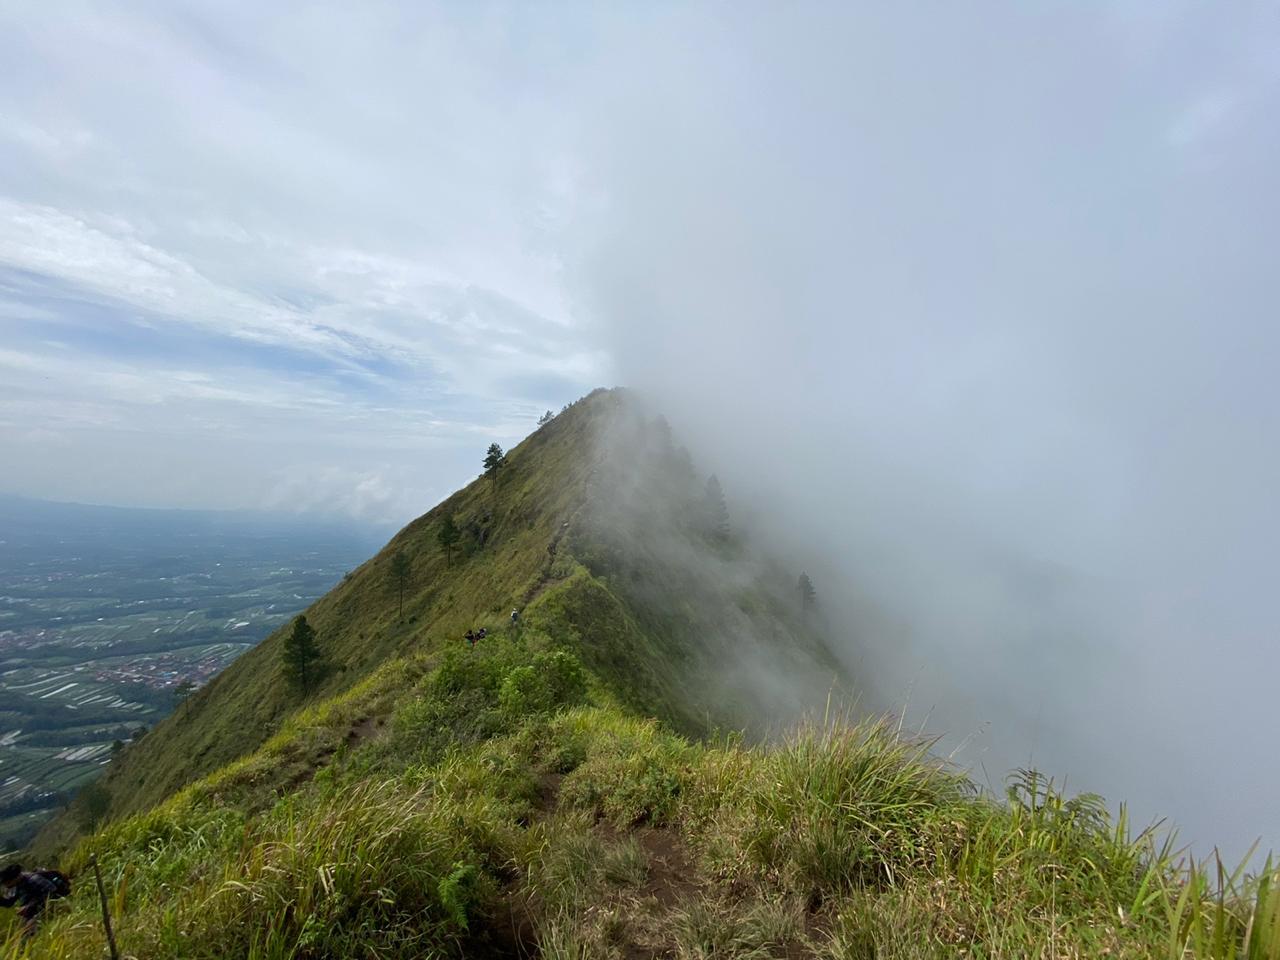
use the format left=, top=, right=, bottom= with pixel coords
left=35, top=869, right=71, bottom=900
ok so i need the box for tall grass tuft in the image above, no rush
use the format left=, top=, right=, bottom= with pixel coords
left=731, top=716, right=970, bottom=895
left=8, top=779, right=506, bottom=959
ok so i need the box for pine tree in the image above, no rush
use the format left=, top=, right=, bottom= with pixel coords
left=704, top=474, right=730, bottom=542
left=537, top=410, right=555, bottom=426
left=77, top=782, right=111, bottom=830
left=437, top=515, right=461, bottom=566
left=282, top=614, right=323, bottom=695
left=798, top=572, right=816, bottom=624
left=173, top=679, right=196, bottom=719
left=389, top=550, right=411, bottom=620
left=483, top=443, right=507, bottom=491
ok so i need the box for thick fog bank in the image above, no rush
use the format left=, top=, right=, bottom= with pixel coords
left=563, top=6, right=1280, bottom=862
left=582, top=398, right=846, bottom=733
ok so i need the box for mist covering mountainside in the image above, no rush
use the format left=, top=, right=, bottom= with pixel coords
left=10, top=390, right=1278, bottom=959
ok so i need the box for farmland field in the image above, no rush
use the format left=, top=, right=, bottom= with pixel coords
left=0, top=495, right=385, bottom=849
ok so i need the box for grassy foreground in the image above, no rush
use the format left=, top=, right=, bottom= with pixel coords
left=7, top=630, right=1277, bottom=959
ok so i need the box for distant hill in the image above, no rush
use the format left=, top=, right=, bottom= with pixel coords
left=13, top=390, right=1277, bottom=959
left=0, top=494, right=390, bottom=562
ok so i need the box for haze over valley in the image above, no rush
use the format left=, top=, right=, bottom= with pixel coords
left=0, top=496, right=381, bottom=849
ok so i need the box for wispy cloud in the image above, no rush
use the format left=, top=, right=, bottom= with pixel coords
left=0, top=3, right=607, bottom=520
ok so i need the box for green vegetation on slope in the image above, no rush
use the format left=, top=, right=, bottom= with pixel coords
left=16, top=388, right=1278, bottom=958
left=28, top=390, right=618, bottom=853
left=33, top=389, right=835, bottom=856
left=8, top=628, right=1278, bottom=958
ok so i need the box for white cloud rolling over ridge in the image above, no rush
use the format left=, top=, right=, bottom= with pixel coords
left=2, top=2, right=1279, bottom=862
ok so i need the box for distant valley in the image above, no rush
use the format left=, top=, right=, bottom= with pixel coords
left=0, top=496, right=384, bottom=849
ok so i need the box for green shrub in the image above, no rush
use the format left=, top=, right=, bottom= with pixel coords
left=499, top=665, right=549, bottom=716
left=537, top=650, right=588, bottom=707
left=499, top=651, right=588, bottom=719
left=561, top=736, right=690, bottom=826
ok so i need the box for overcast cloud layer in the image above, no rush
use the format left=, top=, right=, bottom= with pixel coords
left=3, top=3, right=1278, bottom=859
left=0, top=2, right=605, bottom=521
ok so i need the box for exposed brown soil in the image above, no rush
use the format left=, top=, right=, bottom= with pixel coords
left=482, top=898, right=539, bottom=959
left=272, top=716, right=386, bottom=801
left=347, top=715, right=382, bottom=743
left=535, top=771, right=565, bottom=812
left=634, top=825, right=700, bottom=911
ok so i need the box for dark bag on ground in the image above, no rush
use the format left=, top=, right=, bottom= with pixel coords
left=35, top=869, right=71, bottom=899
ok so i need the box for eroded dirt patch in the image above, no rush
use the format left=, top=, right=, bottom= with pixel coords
left=635, top=825, right=700, bottom=911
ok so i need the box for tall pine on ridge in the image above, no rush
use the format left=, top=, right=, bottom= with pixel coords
left=704, top=474, right=730, bottom=543
left=437, top=515, right=461, bottom=566
left=798, top=572, right=816, bottom=625
left=389, top=550, right=412, bottom=620
left=483, top=443, right=506, bottom=494
left=281, top=614, right=323, bottom=695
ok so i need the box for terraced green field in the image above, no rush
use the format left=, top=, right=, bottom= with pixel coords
left=0, top=744, right=106, bottom=802
left=0, top=495, right=384, bottom=849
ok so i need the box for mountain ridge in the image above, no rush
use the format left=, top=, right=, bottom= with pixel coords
left=12, top=388, right=1278, bottom=959
left=31, top=387, right=838, bottom=855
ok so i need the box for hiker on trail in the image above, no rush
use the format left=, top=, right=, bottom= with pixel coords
left=510, top=608, right=520, bottom=626
left=465, top=629, right=475, bottom=649
left=0, top=863, right=69, bottom=938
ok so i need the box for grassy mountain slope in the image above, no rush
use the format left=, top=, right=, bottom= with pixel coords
left=31, top=388, right=836, bottom=855
left=11, top=636, right=1280, bottom=958
left=13, top=389, right=1279, bottom=959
